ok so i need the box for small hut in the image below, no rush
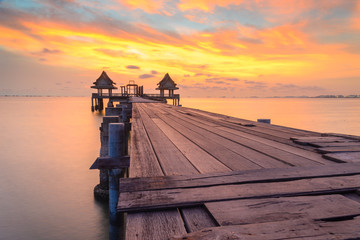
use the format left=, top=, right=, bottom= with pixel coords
left=156, top=73, right=179, bottom=97
left=90, top=71, right=117, bottom=111
left=91, top=71, right=117, bottom=96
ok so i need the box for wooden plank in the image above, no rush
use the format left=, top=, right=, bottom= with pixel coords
left=139, top=104, right=242, bottom=230
left=139, top=104, right=237, bottom=231
left=131, top=103, right=221, bottom=235
left=148, top=103, right=328, bottom=166
left=291, top=136, right=349, bottom=141
left=177, top=106, right=317, bottom=139
left=119, top=163, right=360, bottom=192
left=323, top=152, right=360, bottom=163
left=126, top=104, right=187, bottom=239
left=180, top=206, right=218, bottom=232
left=151, top=118, right=231, bottom=173
left=151, top=104, right=320, bottom=152
left=129, top=104, right=163, bottom=177
left=118, top=175, right=360, bottom=212
left=217, top=126, right=329, bottom=165
left=317, top=146, right=360, bottom=153
left=170, top=218, right=358, bottom=240
left=126, top=210, right=187, bottom=240
left=292, top=136, right=354, bottom=146
left=136, top=104, right=199, bottom=175
left=318, top=216, right=360, bottom=239
left=145, top=104, right=304, bottom=168
left=205, top=195, right=360, bottom=226
left=157, top=110, right=290, bottom=169
left=142, top=105, right=262, bottom=171
left=310, top=142, right=360, bottom=148
left=89, top=156, right=130, bottom=169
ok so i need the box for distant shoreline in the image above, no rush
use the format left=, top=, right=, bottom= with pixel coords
left=0, top=94, right=359, bottom=98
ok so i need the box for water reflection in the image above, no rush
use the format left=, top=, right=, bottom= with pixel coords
left=0, top=97, right=108, bottom=240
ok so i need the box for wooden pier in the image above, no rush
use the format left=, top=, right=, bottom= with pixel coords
left=92, top=97, right=360, bottom=240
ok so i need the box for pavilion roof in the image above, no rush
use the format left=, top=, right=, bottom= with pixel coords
left=156, top=73, right=179, bottom=90
left=91, top=71, right=117, bottom=89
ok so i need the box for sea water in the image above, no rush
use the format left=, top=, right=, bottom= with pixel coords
left=0, top=96, right=359, bottom=240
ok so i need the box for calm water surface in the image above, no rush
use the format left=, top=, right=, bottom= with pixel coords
left=0, top=97, right=359, bottom=240
left=182, top=98, right=360, bottom=136
left=0, top=97, right=108, bottom=240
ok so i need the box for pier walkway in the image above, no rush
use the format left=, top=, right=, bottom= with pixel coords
left=110, top=100, right=360, bottom=239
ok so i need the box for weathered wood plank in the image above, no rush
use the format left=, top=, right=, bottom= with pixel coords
left=136, top=104, right=199, bottom=175
left=148, top=103, right=328, bottom=167
left=310, top=141, right=360, bottom=148
left=138, top=103, right=240, bottom=231
left=180, top=206, right=218, bottom=232
left=317, top=216, right=360, bottom=239
left=170, top=218, right=360, bottom=240
left=119, top=162, right=360, bottom=192
left=140, top=103, right=236, bottom=230
left=323, top=152, right=360, bottom=163
left=292, top=136, right=354, bottom=146
left=129, top=104, right=163, bottom=177
left=176, top=105, right=318, bottom=139
left=217, top=126, right=329, bottom=165
left=145, top=104, right=302, bottom=168
left=290, top=136, right=350, bottom=142
left=126, top=210, right=187, bottom=240
left=126, top=104, right=187, bottom=239
left=317, top=146, right=360, bottom=153
left=132, top=103, right=222, bottom=234
left=142, top=105, right=262, bottom=171
left=151, top=118, right=231, bottom=173
left=118, top=175, right=360, bottom=212
left=90, top=156, right=130, bottom=169
left=158, top=110, right=290, bottom=169
left=205, top=195, right=360, bottom=226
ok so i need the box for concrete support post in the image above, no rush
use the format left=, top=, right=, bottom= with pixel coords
left=108, top=123, right=125, bottom=239
left=107, top=100, right=114, bottom=107
left=121, top=104, right=128, bottom=123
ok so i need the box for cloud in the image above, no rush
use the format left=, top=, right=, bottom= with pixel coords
left=151, top=70, right=159, bottom=74
left=139, top=74, right=154, bottom=79
left=178, top=0, right=243, bottom=12
left=205, top=77, right=240, bottom=84
left=180, top=83, right=228, bottom=91
left=194, top=73, right=212, bottom=77
left=126, top=65, right=140, bottom=69
left=244, top=80, right=267, bottom=90
left=271, top=83, right=325, bottom=92
left=42, top=48, right=62, bottom=54
left=118, top=0, right=166, bottom=14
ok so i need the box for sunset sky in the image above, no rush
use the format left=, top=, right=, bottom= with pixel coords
left=0, top=0, right=359, bottom=97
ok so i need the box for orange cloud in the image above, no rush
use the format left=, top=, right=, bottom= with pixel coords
left=178, top=0, right=243, bottom=12
left=119, top=0, right=166, bottom=13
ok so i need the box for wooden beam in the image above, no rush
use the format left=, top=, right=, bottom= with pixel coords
left=90, top=156, right=130, bottom=169
left=323, top=152, right=360, bottom=163
left=317, top=146, right=360, bottom=153
left=205, top=195, right=360, bottom=226
left=170, top=218, right=360, bottom=240
left=119, top=162, right=360, bottom=192
left=118, top=174, right=360, bottom=212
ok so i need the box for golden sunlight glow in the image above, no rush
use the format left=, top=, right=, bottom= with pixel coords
left=1, top=0, right=359, bottom=97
